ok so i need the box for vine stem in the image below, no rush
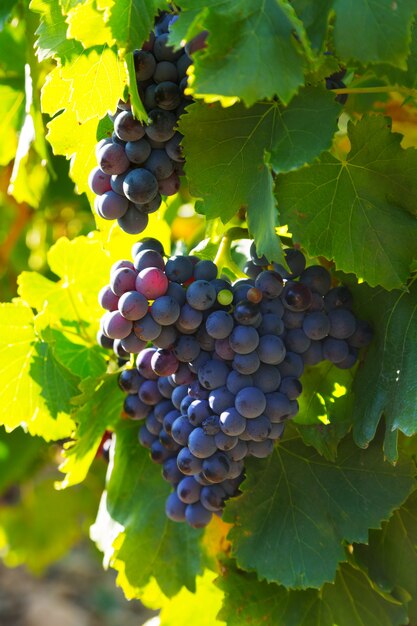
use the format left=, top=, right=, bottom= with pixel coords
left=214, top=228, right=248, bottom=278
left=333, top=85, right=417, bottom=98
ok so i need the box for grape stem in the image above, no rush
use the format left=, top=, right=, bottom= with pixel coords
left=332, top=85, right=417, bottom=97
left=214, top=228, right=248, bottom=278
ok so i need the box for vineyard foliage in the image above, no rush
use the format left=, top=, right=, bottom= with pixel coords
left=0, top=1, right=416, bottom=624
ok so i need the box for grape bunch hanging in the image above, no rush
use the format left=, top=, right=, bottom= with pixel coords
left=89, top=12, right=196, bottom=234
left=98, top=238, right=373, bottom=528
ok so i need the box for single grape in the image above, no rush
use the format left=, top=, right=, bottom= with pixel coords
left=177, top=303, right=203, bottom=331
left=248, top=439, right=274, bottom=458
left=165, top=492, right=186, bottom=522
left=118, top=368, right=143, bottom=393
left=123, top=168, right=158, bottom=204
left=151, top=349, right=179, bottom=376
left=324, top=286, right=353, bottom=310
left=124, top=394, right=150, bottom=420
left=154, top=33, right=182, bottom=62
left=250, top=241, right=268, bottom=266
left=244, top=415, right=272, bottom=441
left=303, top=312, right=330, bottom=340
left=114, top=111, right=145, bottom=142
left=235, top=386, right=266, bottom=418
left=302, top=340, right=324, bottom=366
left=103, top=311, right=132, bottom=339
left=264, top=392, right=292, bottom=422
left=186, top=280, right=216, bottom=311
left=193, top=260, right=218, bottom=281
left=280, top=376, right=302, bottom=400
left=153, top=325, right=178, bottom=349
left=110, top=170, right=131, bottom=195
left=255, top=271, right=284, bottom=299
left=257, top=334, right=286, bottom=365
left=200, top=485, right=225, bottom=512
left=322, top=337, right=349, bottom=363
left=121, top=332, right=147, bottom=353
left=136, top=267, right=169, bottom=299
left=134, top=249, right=165, bottom=272
left=96, top=191, right=129, bottom=220
left=131, top=237, right=165, bottom=257
left=187, top=428, right=218, bottom=459
left=125, top=138, right=152, bottom=164
left=117, top=204, right=149, bottom=234
left=151, top=296, right=181, bottom=325
left=185, top=502, right=212, bottom=528
left=198, top=360, right=229, bottom=390
left=171, top=416, right=194, bottom=445
left=136, top=347, right=158, bottom=380
left=139, top=425, right=156, bottom=449
left=177, top=444, right=203, bottom=476
left=202, top=452, right=231, bottom=483
left=133, top=313, right=162, bottom=342
left=300, top=265, right=332, bottom=296
left=158, top=171, right=180, bottom=195
left=118, top=291, right=148, bottom=320
left=146, top=108, right=176, bottom=142
left=219, top=408, right=246, bottom=436
left=282, top=282, right=312, bottom=312
left=162, top=457, right=183, bottom=485
left=98, top=142, right=130, bottom=175
left=134, top=49, right=156, bottom=81
left=229, top=325, right=260, bottom=355
left=165, top=132, right=184, bottom=162
left=177, top=477, right=201, bottom=504
left=139, top=380, right=163, bottom=405
left=174, top=335, right=200, bottom=362
left=232, top=351, right=260, bottom=375
left=208, top=386, right=235, bottom=414
left=99, top=285, right=119, bottom=311
left=144, top=149, right=174, bottom=180
left=154, top=81, right=181, bottom=110
left=97, top=330, right=114, bottom=349
left=252, top=364, right=281, bottom=393
left=348, top=320, right=373, bottom=348
left=285, top=328, right=311, bottom=354
left=205, top=311, right=234, bottom=339
left=89, top=167, right=112, bottom=195
left=328, top=308, right=357, bottom=339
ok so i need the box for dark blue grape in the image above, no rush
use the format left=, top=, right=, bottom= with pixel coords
left=131, top=237, right=164, bottom=257
left=146, top=108, right=176, bottom=142
left=328, top=308, right=357, bottom=339
left=264, top=392, right=291, bottom=422
left=198, top=359, right=229, bottom=390
left=244, top=415, right=271, bottom=441
left=185, top=502, right=212, bottom=528
left=177, top=476, right=201, bottom=503
left=229, top=325, right=260, bottom=355
left=154, top=81, right=181, bottom=110
left=138, top=425, right=156, bottom=448
left=235, top=386, right=266, bottom=418
left=285, top=328, right=311, bottom=354
left=165, top=492, right=186, bottom=522
left=300, top=265, right=331, bottom=296
left=200, top=485, right=225, bottom=512
left=151, top=296, right=181, bottom=325
left=258, top=313, right=284, bottom=336
left=226, top=371, right=254, bottom=394
left=118, top=291, right=148, bottom=320
left=208, top=386, right=235, bottom=414
left=186, top=280, right=216, bottom=311
left=324, top=286, right=353, bottom=310
left=219, top=408, right=246, bottom=436
left=165, top=256, right=194, bottom=283
left=118, top=368, right=143, bottom=393
left=257, top=335, right=286, bottom=365
left=280, top=377, right=302, bottom=400
left=188, top=428, right=217, bottom=458
left=322, top=338, right=349, bottom=363
left=124, top=394, right=150, bottom=420
left=255, top=271, right=284, bottom=299
left=348, top=320, right=373, bottom=348
left=202, top=452, right=231, bottom=483
left=252, top=364, right=281, bottom=393
left=117, top=204, right=149, bottom=234
left=232, top=351, right=260, bottom=375
left=193, top=260, right=217, bottom=281
left=171, top=416, right=194, bottom=446
left=133, top=313, right=161, bottom=341
left=162, top=457, right=183, bottom=485
left=248, top=439, right=274, bottom=458
left=303, top=312, right=330, bottom=340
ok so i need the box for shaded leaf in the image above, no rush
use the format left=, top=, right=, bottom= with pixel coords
left=278, top=116, right=417, bottom=290
left=223, top=435, right=415, bottom=588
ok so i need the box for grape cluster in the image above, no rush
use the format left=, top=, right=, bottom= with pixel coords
left=89, top=12, right=196, bottom=234
left=98, top=238, right=372, bottom=528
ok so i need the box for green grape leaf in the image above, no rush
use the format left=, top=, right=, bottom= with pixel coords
left=292, top=0, right=416, bottom=68
left=223, top=435, right=415, bottom=588
left=59, top=373, right=122, bottom=488
left=30, top=0, right=83, bottom=61
left=355, top=491, right=417, bottom=623
left=295, top=362, right=354, bottom=460
left=278, top=115, right=417, bottom=290
left=108, top=0, right=168, bottom=54
left=290, top=0, right=332, bottom=51
left=0, top=0, right=17, bottom=26
left=91, top=421, right=203, bottom=598
left=66, top=1, right=114, bottom=48
left=181, top=87, right=339, bottom=261
left=0, top=471, right=101, bottom=574
left=0, top=85, right=25, bottom=166
left=148, top=570, right=226, bottom=626
left=18, top=235, right=113, bottom=337
left=218, top=561, right=407, bottom=626
left=181, top=0, right=307, bottom=106
left=0, top=427, right=45, bottom=493
left=351, top=280, right=417, bottom=461
left=0, top=302, right=76, bottom=440
left=51, top=45, right=127, bottom=124
left=44, top=327, right=107, bottom=379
